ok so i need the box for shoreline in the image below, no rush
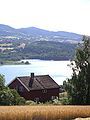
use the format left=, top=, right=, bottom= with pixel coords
left=0, top=59, right=70, bottom=65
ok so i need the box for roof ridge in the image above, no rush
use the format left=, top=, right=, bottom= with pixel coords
left=18, top=75, right=49, bottom=78
left=18, top=76, right=30, bottom=78
left=36, top=74, right=49, bottom=76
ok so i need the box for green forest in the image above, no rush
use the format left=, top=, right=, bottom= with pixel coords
left=0, top=41, right=76, bottom=64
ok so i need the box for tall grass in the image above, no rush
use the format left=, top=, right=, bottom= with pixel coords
left=0, top=106, right=90, bottom=120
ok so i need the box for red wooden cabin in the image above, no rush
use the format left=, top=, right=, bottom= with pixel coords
left=8, top=73, right=60, bottom=102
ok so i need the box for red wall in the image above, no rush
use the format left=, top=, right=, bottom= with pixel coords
left=20, top=88, right=59, bottom=102
left=9, top=78, right=27, bottom=92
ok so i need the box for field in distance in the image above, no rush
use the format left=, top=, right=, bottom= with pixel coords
left=0, top=105, right=90, bottom=120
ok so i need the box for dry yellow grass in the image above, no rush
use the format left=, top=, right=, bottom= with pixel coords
left=0, top=105, right=90, bottom=120
left=75, top=118, right=90, bottom=120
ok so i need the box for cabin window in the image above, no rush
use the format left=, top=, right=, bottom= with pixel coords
left=19, top=86, right=24, bottom=92
left=42, top=89, right=47, bottom=93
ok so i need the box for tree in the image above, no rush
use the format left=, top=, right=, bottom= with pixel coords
left=63, top=36, right=90, bottom=105
left=0, top=87, right=14, bottom=105
left=0, top=74, right=25, bottom=105
left=11, top=89, right=25, bottom=105
left=0, top=74, right=5, bottom=90
left=25, top=61, right=30, bottom=64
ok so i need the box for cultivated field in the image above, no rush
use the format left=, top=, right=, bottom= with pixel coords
left=0, top=106, right=90, bottom=120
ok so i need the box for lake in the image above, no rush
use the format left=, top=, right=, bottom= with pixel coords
left=0, top=59, right=72, bottom=85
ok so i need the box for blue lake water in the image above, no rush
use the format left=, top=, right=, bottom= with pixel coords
left=0, top=59, right=72, bottom=85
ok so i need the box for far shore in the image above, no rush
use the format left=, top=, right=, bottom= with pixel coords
left=0, top=60, right=31, bottom=65
left=0, top=59, right=70, bottom=65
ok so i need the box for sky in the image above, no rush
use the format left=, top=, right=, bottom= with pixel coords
left=0, top=0, right=90, bottom=35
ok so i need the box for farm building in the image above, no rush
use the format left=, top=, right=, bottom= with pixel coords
left=8, top=73, right=60, bottom=102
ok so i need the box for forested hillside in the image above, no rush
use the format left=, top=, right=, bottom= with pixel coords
left=22, top=41, right=76, bottom=60
left=0, top=41, right=77, bottom=62
left=0, top=24, right=82, bottom=63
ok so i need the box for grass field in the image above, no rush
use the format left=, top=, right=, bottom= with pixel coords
left=0, top=105, right=90, bottom=120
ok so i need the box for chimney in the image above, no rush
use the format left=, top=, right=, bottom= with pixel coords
left=31, top=73, right=34, bottom=79
left=29, top=73, right=34, bottom=87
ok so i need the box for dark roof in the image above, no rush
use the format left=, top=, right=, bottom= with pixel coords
left=17, top=75, right=59, bottom=91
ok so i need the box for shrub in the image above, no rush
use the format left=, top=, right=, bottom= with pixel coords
left=11, top=89, right=25, bottom=105
left=0, top=87, right=14, bottom=105
left=25, top=61, right=30, bottom=64
left=0, top=74, right=25, bottom=105
left=59, top=97, right=70, bottom=105
left=25, top=100, right=37, bottom=105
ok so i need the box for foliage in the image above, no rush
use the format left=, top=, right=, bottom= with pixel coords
left=52, top=92, right=70, bottom=105
left=25, top=100, right=37, bottom=105
left=59, top=97, right=70, bottom=105
left=52, top=98, right=61, bottom=105
left=63, top=36, right=90, bottom=105
left=0, top=41, right=76, bottom=62
left=0, top=74, right=25, bottom=105
left=0, top=87, right=14, bottom=105
left=24, top=61, right=30, bottom=64
left=10, top=89, right=25, bottom=105
left=23, top=41, right=76, bottom=60
left=0, top=74, right=5, bottom=90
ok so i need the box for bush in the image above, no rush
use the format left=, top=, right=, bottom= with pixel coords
left=25, top=100, right=37, bottom=105
left=0, top=87, right=14, bottom=105
left=25, top=61, right=30, bottom=64
left=52, top=99, right=61, bottom=105
left=11, top=89, right=25, bottom=105
left=59, top=97, right=70, bottom=105
left=0, top=74, right=25, bottom=105
left=0, top=74, right=5, bottom=90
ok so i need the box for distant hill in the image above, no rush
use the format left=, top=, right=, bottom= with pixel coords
left=18, top=27, right=82, bottom=41
left=0, top=24, right=82, bottom=42
left=0, top=24, right=83, bottom=61
left=0, top=24, right=15, bottom=31
left=0, top=24, right=25, bottom=36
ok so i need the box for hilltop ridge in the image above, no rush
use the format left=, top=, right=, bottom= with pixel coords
left=0, top=24, right=82, bottom=42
